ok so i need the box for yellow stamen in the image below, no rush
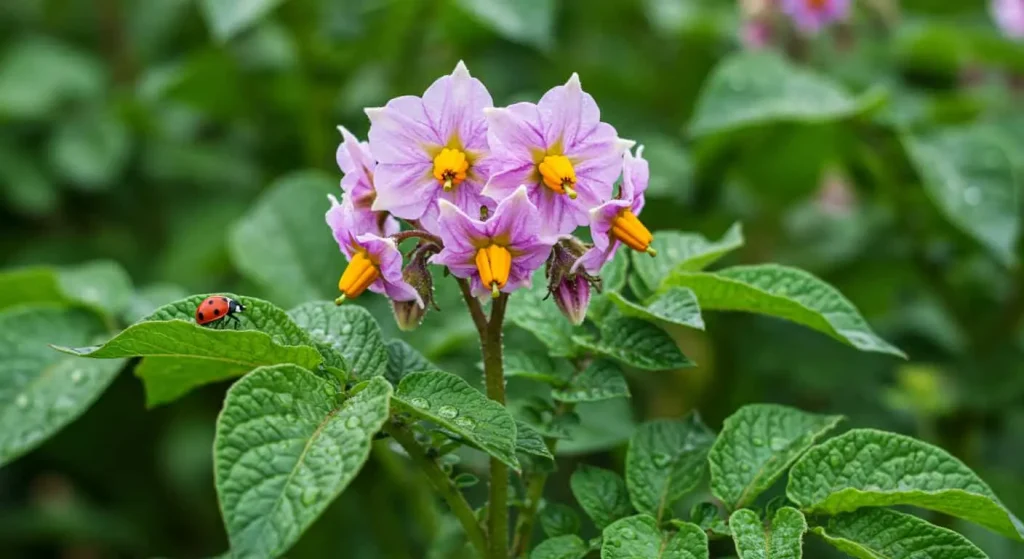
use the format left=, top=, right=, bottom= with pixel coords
left=538, top=155, right=577, bottom=198
left=432, top=148, right=469, bottom=191
left=338, top=251, right=380, bottom=300
left=475, top=244, right=512, bottom=298
left=610, top=209, right=655, bottom=253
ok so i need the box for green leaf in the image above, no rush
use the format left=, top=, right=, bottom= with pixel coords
left=501, top=351, right=575, bottom=386
left=393, top=370, right=520, bottom=471
left=811, top=508, right=988, bottom=559
left=902, top=126, right=1020, bottom=266
left=289, top=302, right=388, bottom=379
left=508, top=275, right=582, bottom=358
left=55, top=294, right=324, bottom=406
left=626, top=414, right=716, bottom=521
left=571, top=465, right=634, bottom=529
left=631, top=224, right=744, bottom=293
left=385, top=339, right=436, bottom=384
left=602, top=249, right=630, bottom=293
left=0, top=306, right=124, bottom=467
left=601, top=515, right=709, bottom=559
left=454, top=0, right=554, bottom=51
left=49, top=107, right=129, bottom=189
left=122, top=283, right=190, bottom=324
left=730, top=508, right=807, bottom=559
left=689, top=52, right=881, bottom=137
left=0, top=261, right=133, bottom=318
left=531, top=534, right=589, bottom=559
left=552, top=360, right=630, bottom=403
left=663, top=265, right=905, bottom=358
left=574, top=315, right=693, bottom=371
left=200, top=0, right=286, bottom=42
left=689, top=503, right=730, bottom=537
left=540, top=503, right=582, bottom=538
left=787, top=428, right=1024, bottom=541
left=608, top=288, right=705, bottom=330
left=215, top=366, right=391, bottom=558
left=515, top=420, right=554, bottom=460
left=230, top=171, right=340, bottom=308
left=0, top=37, right=104, bottom=119
left=708, top=404, right=842, bottom=510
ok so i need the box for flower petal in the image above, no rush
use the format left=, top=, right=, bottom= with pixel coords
left=485, top=104, right=545, bottom=156
left=358, top=234, right=423, bottom=306
left=531, top=187, right=589, bottom=241
left=371, top=163, right=436, bottom=219
left=326, top=194, right=363, bottom=259
left=588, top=199, right=630, bottom=252
left=537, top=73, right=602, bottom=150
left=366, top=99, right=441, bottom=165
left=482, top=159, right=536, bottom=201
left=422, top=61, right=493, bottom=149
left=488, top=186, right=539, bottom=243
left=573, top=242, right=619, bottom=275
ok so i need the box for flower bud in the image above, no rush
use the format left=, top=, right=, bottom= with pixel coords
left=391, top=245, right=437, bottom=331
left=545, top=237, right=599, bottom=325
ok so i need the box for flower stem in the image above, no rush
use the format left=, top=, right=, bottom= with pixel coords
left=482, top=294, right=509, bottom=558
left=391, top=229, right=443, bottom=246
left=384, top=422, right=487, bottom=557
left=456, top=277, right=488, bottom=336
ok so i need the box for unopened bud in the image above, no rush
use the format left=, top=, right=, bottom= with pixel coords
left=545, top=237, right=599, bottom=326
left=391, top=244, right=437, bottom=331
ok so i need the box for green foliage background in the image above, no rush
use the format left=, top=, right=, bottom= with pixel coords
left=1, top=0, right=1022, bottom=557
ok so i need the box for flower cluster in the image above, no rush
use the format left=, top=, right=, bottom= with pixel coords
left=326, top=62, right=657, bottom=327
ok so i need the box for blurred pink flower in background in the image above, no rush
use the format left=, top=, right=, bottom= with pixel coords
left=992, top=0, right=1024, bottom=39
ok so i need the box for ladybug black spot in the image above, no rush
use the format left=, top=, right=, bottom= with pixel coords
left=208, top=300, right=215, bottom=306
left=221, top=297, right=229, bottom=303
left=214, top=309, right=221, bottom=317
left=198, top=312, right=205, bottom=320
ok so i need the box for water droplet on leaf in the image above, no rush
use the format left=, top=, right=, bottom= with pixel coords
left=277, top=394, right=294, bottom=407
left=15, top=394, right=28, bottom=408
left=770, top=437, right=789, bottom=451
left=340, top=324, right=353, bottom=335
left=409, top=397, right=430, bottom=409
left=437, top=405, right=459, bottom=419
left=301, top=488, right=319, bottom=505
left=752, top=437, right=764, bottom=446
left=345, top=416, right=360, bottom=429
left=70, top=370, right=84, bottom=384
left=454, top=417, right=476, bottom=430
left=963, top=186, right=982, bottom=207
left=652, top=453, right=672, bottom=468
left=621, top=528, right=636, bottom=540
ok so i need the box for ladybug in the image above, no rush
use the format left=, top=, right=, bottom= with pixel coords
left=196, top=296, right=245, bottom=328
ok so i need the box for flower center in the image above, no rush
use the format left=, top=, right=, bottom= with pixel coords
left=805, top=0, right=827, bottom=8
left=432, top=148, right=469, bottom=191
left=538, top=155, right=578, bottom=199
left=336, top=251, right=380, bottom=303
left=475, top=244, right=512, bottom=299
left=610, top=209, right=657, bottom=255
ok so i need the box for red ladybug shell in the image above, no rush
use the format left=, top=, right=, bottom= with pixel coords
left=196, top=296, right=244, bottom=325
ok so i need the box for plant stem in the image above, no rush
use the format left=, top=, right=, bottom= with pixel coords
left=391, top=230, right=444, bottom=246
left=384, top=423, right=487, bottom=557
left=457, top=277, right=488, bottom=336
left=483, top=294, right=509, bottom=558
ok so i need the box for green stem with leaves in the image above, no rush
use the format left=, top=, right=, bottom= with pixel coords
left=482, top=294, right=510, bottom=558
left=384, top=423, right=487, bottom=557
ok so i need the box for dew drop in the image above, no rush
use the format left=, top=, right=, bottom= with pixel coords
left=437, top=405, right=459, bottom=420
left=829, top=454, right=842, bottom=467
left=652, top=453, right=672, bottom=468
left=752, top=437, right=765, bottom=447
left=740, top=463, right=752, bottom=472
left=54, top=396, right=75, bottom=411
left=301, top=487, right=319, bottom=505
left=621, top=528, right=636, bottom=540
left=454, top=416, right=476, bottom=430
left=770, top=437, right=789, bottom=451
left=15, top=394, right=29, bottom=408
left=575, top=390, right=589, bottom=400
left=963, top=186, right=982, bottom=207
left=70, top=370, right=84, bottom=384
left=340, top=324, right=353, bottom=335
left=409, top=397, right=430, bottom=409
left=345, top=416, right=360, bottom=429
left=277, top=393, right=294, bottom=407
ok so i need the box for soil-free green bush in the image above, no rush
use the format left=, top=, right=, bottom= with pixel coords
left=3, top=14, right=1024, bottom=558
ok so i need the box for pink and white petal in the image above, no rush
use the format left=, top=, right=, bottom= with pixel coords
left=380, top=214, right=401, bottom=237
left=336, top=126, right=374, bottom=176
left=371, top=162, right=436, bottom=219
left=436, top=199, right=490, bottom=252
left=588, top=200, right=630, bottom=252
left=532, top=188, right=587, bottom=242
left=567, top=122, right=622, bottom=163
left=621, top=146, right=650, bottom=201
left=538, top=73, right=602, bottom=150
left=482, top=160, right=536, bottom=201
left=325, top=194, right=361, bottom=259
left=501, top=271, right=534, bottom=295
left=358, top=234, right=423, bottom=305
left=572, top=243, right=619, bottom=275
left=489, top=186, right=539, bottom=244
left=423, top=61, right=494, bottom=148
left=510, top=237, right=553, bottom=277
left=468, top=275, right=490, bottom=299
left=366, top=99, right=441, bottom=165
left=485, top=104, right=545, bottom=156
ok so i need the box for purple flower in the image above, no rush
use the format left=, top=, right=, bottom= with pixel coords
left=992, top=0, right=1024, bottom=39
left=574, top=146, right=655, bottom=275
left=552, top=276, right=591, bottom=325
left=335, top=126, right=399, bottom=236
left=326, top=198, right=421, bottom=305
left=366, top=61, right=494, bottom=233
left=483, top=74, right=631, bottom=241
left=432, top=186, right=552, bottom=298
left=781, top=0, right=850, bottom=33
